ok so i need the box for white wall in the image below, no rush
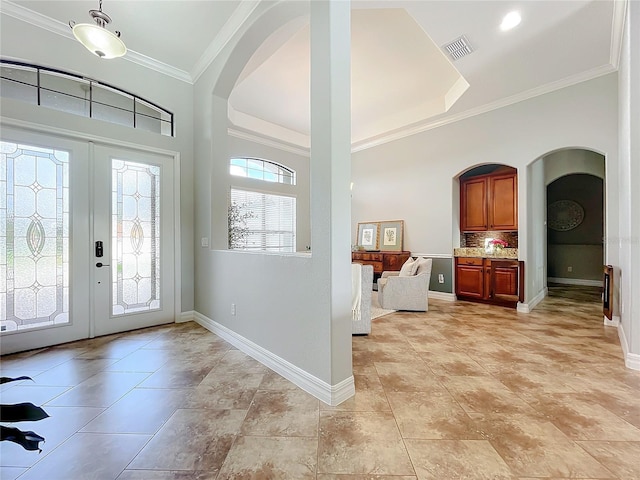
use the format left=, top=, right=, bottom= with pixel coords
left=0, top=13, right=196, bottom=312
left=352, top=73, right=619, bottom=309
left=192, top=1, right=355, bottom=403
left=544, top=149, right=605, bottom=184
left=527, top=158, right=546, bottom=303
left=617, top=0, right=640, bottom=367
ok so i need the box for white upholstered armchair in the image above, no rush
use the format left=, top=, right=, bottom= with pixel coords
left=377, top=257, right=432, bottom=311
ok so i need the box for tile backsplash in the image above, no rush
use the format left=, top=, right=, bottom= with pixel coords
left=461, top=231, right=518, bottom=248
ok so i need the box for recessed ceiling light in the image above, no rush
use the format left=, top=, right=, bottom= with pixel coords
left=500, top=11, right=521, bottom=31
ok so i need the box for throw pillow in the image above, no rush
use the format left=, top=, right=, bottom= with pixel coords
left=399, top=257, right=418, bottom=276
left=415, top=257, right=432, bottom=275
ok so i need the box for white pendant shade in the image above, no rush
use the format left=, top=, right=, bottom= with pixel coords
left=72, top=23, right=126, bottom=59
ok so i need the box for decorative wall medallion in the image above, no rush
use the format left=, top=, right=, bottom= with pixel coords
left=548, top=200, right=584, bottom=231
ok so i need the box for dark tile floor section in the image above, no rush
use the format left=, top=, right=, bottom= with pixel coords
left=1, top=285, right=639, bottom=479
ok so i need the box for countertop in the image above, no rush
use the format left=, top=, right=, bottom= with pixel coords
left=454, top=247, right=518, bottom=259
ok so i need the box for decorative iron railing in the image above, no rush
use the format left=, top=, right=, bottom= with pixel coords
left=0, top=59, right=174, bottom=137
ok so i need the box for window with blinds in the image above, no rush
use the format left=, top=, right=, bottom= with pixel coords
left=229, top=188, right=296, bottom=252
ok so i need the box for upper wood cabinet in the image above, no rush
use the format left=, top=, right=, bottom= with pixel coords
left=488, top=173, right=518, bottom=230
left=460, top=177, right=488, bottom=231
left=460, top=170, right=518, bottom=231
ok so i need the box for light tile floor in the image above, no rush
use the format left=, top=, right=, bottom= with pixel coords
left=1, top=285, right=640, bottom=479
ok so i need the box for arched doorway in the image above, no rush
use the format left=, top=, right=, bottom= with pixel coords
left=542, top=148, right=605, bottom=303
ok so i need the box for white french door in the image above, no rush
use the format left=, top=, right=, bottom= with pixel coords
left=1, top=127, right=176, bottom=354
left=91, top=144, right=175, bottom=337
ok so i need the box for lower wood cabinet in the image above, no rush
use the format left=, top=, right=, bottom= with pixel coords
left=455, top=257, right=524, bottom=308
left=455, top=258, right=485, bottom=298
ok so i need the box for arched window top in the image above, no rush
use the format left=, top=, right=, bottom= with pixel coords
left=230, top=157, right=296, bottom=185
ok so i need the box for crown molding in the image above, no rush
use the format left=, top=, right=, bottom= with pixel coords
left=351, top=63, right=617, bottom=153
left=1, top=0, right=192, bottom=83
left=229, top=62, right=616, bottom=155
left=191, top=0, right=262, bottom=83
left=228, top=127, right=310, bottom=157
left=610, top=0, right=628, bottom=69
left=126, top=51, right=192, bottom=84
left=1, top=1, right=69, bottom=38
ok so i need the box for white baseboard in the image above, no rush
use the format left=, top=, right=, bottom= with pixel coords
left=618, top=322, right=640, bottom=371
left=178, top=310, right=195, bottom=323
left=548, top=277, right=602, bottom=287
left=517, top=287, right=547, bottom=313
left=192, top=311, right=355, bottom=406
left=603, top=314, right=619, bottom=327
left=428, top=290, right=456, bottom=302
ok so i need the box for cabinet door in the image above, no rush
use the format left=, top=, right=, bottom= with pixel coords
left=489, top=174, right=517, bottom=230
left=460, top=177, right=488, bottom=231
left=491, top=262, right=519, bottom=301
left=456, top=265, right=485, bottom=298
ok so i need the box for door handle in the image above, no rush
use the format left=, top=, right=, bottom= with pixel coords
left=96, top=262, right=110, bottom=268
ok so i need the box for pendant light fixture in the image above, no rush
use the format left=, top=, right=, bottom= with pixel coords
left=69, top=0, right=126, bottom=59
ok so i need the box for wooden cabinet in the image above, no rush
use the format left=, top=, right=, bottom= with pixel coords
left=491, top=260, right=519, bottom=301
left=460, top=177, right=488, bottom=231
left=455, top=257, right=523, bottom=307
left=456, top=260, right=485, bottom=298
left=460, top=171, right=518, bottom=231
left=352, top=251, right=411, bottom=275
left=488, top=174, right=518, bottom=230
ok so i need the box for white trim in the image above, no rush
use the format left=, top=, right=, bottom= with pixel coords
left=173, top=152, right=182, bottom=328
left=193, top=311, right=355, bottom=406
left=411, top=253, right=453, bottom=259
left=618, top=322, right=640, bottom=370
left=610, top=0, right=628, bottom=68
left=228, top=127, right=310, bottom=157
left=191, top=1, right=262, bottom=83
left=351, top=64, right=616, bottom=153
left=517, top=287, right=547, bottom=313
left=548, top=277, right=603, bottom=287
left=0, top=1, right=192, bottom=84
left=178, top=311, right=196, bottom=323
left=229, top=107, right=311, bottom=150
left=428, top=291, right=456, bottom=302
left=603, top=314, right=619, bottom=327
left=226, top=63, right=616, bottom=155
left=1, top=117, right=178, bottom=157
left=125, top=51, right=192, bottom=84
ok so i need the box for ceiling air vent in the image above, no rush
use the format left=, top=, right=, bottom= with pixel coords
left=442, top=35, right=473, bottom=61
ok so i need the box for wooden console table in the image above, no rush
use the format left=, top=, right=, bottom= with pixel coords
left=351, top=251, right=411, bottom=275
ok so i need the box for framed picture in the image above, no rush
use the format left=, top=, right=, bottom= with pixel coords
left=357, top=222, right=379, bottom=250
left=379, top=220, right=404, bottom=251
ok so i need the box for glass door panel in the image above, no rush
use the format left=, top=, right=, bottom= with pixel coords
left=1, top=128, right=91, bottom=354
left=92, top=145, right=174, bottom=337
left=112, top=160, right=161, bottom=315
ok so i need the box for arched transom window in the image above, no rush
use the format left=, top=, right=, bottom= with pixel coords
left=230, top=157, right=296, bottom=185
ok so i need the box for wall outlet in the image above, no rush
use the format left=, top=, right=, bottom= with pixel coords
left=231, top=303, right=236, bottom=316
left=567, top=266, right=572, bottom=272
left=201, top=237, right=209, bottom=247
left=438, top=273, right=445, bottom=284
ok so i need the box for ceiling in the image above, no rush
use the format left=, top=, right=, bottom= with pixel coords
left=2, top=1, right=623, bottom=151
